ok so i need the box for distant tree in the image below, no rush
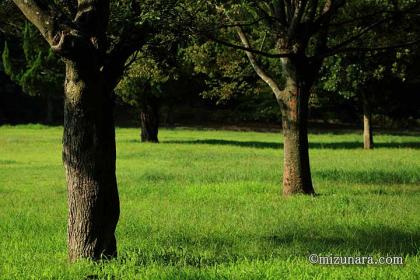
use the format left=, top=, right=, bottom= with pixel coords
left=117, top=52, right=168, bottom=143
left=320, top=49, right=411, bottom=149
left=117, top=37, right=197, bottom=143
left=319, top=2, right=419, bottom=149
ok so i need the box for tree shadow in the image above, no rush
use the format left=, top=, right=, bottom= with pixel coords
left=348, top=188, right=420, bottom=196
left=163, top=139, right=420, bottom=149
left=265, top=225, right=420, bottom=256
left=314, top=170, right=420, bottom=185
left=109, top=225, right=419, bottom=272
left=164, top=139, right=283, bottom=149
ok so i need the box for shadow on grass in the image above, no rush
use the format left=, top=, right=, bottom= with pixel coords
left=347, top=188, right=420, bottom=196
left=106, top=226, right=419, bottom=272
left=266, top=225, right=420, bottom=256
left=314, top=170, right=420, bottom=185
left=163, top=139, right=420, bottom=149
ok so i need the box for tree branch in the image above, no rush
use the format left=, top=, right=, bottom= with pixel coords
left=236, top=27, right=284, bottom=101
left=288, top=0, right=308, bottom=38
left=103, top=24, right=150, bottom=90
left=327, top=17, right=390, bottom=55
left=11, top=0, right=63, bottom=46
left=207, top=33, right=292, bottom=58
left=320, top=39, right=420, bottom=58
left=312, top=0, right=346, bottom=32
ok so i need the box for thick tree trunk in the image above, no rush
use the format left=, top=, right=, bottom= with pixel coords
left=140, top=98, right=159, bottom=143
left=11, top=0, right=123, bottom=263
left=361, top=93, right=374, bottom=149
left=279, top=57, right=316, bottom=196
left=63, top=61, right=119, bottom=262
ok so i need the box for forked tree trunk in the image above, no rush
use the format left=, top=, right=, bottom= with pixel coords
left=63, top=61, right=120, bottom=262
left=361, top=92, right=374, bottom=149
left=236, top=27, right=317, bottom=196
left=140, top=101, right=159, bottom=143
left=280, top=74, right=315, bottom=195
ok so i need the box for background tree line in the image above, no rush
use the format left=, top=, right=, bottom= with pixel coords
left=1, top=1, right=419, bottom=137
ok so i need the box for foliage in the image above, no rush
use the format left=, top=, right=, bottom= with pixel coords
left=1, top=41, right=12, bottom=76
left=183, top=41, right=256, bottom=103
left=116, top=52, right=170, bottom=109
left=1, top=22, right=63, bottom=98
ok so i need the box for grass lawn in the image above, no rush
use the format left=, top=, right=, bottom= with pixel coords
left=0, top=125, right=419, bottom=279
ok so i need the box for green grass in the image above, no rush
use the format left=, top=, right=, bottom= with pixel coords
left=0, top=125, right=419, bottom=279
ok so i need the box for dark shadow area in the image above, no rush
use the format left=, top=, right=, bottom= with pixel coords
left=266, top=225, right=420, bottom=256
left=164, top=139, right=283, bottom=149
left=314, top=170, right=420, bottom=185
left=163, top=139, right=420, bottom=150
left=347, top=188, right=420, bottom=196
left=112, top=225, right=419, bottom=270
left=312, top=141, right=420, bottom=149
left=308, top=129, right=420, bottom=137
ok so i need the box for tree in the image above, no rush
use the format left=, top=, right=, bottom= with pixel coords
left=320, top=49, right=411, bottom=149
left=117, top=41, right=192, bottom=143
left=8, top=0, right=178, bottom=261
left=117, top=53, right=166, bottom=143
left=2, top=22, right=63, bottom=124
left=319, top=3, right=419, bottom=149
left=190, top=0, right=420, bottom=195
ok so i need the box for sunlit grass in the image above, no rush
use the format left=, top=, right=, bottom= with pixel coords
left=0, top=125, right=419, bottom=279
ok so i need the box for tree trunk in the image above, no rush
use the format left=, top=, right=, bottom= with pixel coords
left=280, top=81, right=315, bottom=195
left=11, top=0, right=122, bottom=263
left=63, top=60, right=119, bottom=262
left=362, top=92, right=374, bottom=149
left=279, top=57, right=315, bottom=196
left=140, top=97, right=159, bottom=143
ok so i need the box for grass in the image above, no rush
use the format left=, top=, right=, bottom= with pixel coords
left=0, top=124, right=419, bottom=279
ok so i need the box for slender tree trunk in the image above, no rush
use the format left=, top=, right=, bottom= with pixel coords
left=140, top=97, right=159, bottom=143
left=63, top=60, right=119, bottom=262
left=237, top=27, right=316, bottom=196
left=280, top=74, right=315, bottom=195
left=361, top=92, right=374, bottom=149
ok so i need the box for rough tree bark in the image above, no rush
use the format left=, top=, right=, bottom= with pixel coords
left=140, top=96, right=159, bottom=143
left=361, top=92, right=374, bottom=149
left=11, top=0, right=129, bottom=261
left=64, top=60, right=119, bottom=261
